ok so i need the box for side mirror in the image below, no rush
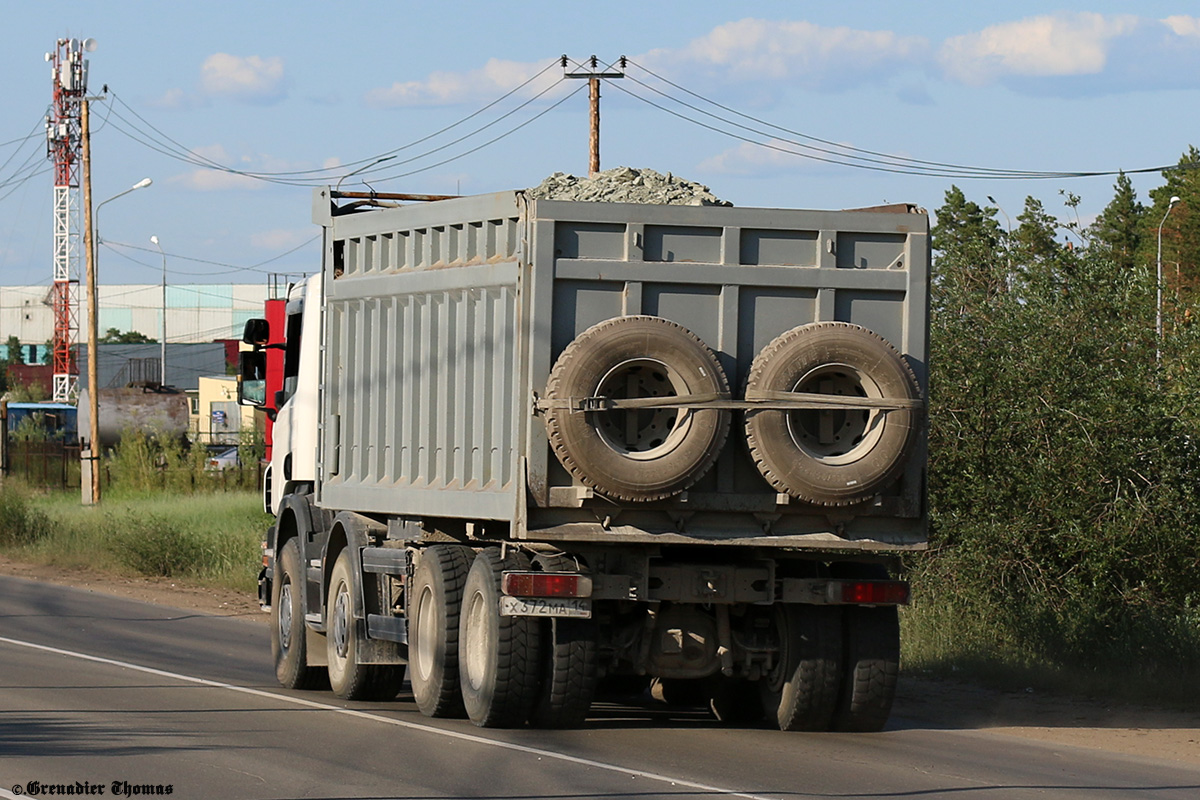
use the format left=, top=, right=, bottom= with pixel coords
left=242, top=318, right=270, bottom=346
left=238, top=350, right=267, bottom=406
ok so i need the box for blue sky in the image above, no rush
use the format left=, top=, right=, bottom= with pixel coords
left=1, top=1, right=1198, bottom=286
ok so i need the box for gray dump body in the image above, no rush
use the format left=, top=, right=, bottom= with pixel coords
left=314, top=189, right=928, bottom=553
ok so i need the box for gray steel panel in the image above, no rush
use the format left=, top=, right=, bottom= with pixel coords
left=320, top=193, right=524, bottom=520
left=529, top=198, right=927, bottom=235
left=527, top=198, right=929, bottom=541
left=551, top=260, right=911, bottom=291
left=315, top=188, right=930, bottom=549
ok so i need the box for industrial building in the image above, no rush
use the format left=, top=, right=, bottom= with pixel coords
left=0, top=283, right=269, bottom=348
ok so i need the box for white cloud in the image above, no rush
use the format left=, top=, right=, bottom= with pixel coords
left=172, top=169, right=262, bottom=191
left=251, top=228, right=311, bottom=251
left=1163, top=15, right=1200, bottom=37
left=699, top=139, right=840, bottom=175
left=936, top=13, right=1200, bottom=94
left=146, top=87, right=204, bottom=110
left=642, top=18, right=928, bottom=91
left=364, top=22, right=926, bottom=109
left=366, top=58, right=562, bottom=107
left=199, top=53, right=286, bottom=103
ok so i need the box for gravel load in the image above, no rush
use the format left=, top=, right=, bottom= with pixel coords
left=527, top=166, right=731, bottom=206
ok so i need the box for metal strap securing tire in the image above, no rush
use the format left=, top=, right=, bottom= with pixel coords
left=543, top=315, right=731, bottom=503
left=745, top=322, right=922, bottom=507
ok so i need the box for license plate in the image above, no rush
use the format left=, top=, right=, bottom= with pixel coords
left=500, top=596, right=592, bottom=618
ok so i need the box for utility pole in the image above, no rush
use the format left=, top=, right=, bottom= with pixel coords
left=81, top=97, right=100, bottom=505
left=563, top=56, right=625, bottom=177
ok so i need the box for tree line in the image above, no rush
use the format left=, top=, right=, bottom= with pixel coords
left=916, top=147, right=1200, bottom=697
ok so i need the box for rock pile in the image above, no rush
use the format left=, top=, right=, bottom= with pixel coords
left=527, top=167, right=730, bottom=206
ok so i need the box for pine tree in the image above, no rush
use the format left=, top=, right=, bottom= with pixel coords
left=1145, top=147, right=1200, bottom=314
left=931, top=185, right=1003, bottom=255
left=1012, top=196, right=1061, bottom=264
left=931, top=186, right=1008, bottom=306
left=1089, top=172, right=1144, bottom=271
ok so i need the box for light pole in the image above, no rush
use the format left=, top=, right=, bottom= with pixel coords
left=1156, top=195, right=1181, bottom=362
left=150, top=235, right=166, bottom=386
left=84, top=175, right=152, bottom=505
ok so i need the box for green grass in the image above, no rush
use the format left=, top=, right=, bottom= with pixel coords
left=899, top=556, right=1200, bottom=711
left=0, top=484, right=272, bottom=593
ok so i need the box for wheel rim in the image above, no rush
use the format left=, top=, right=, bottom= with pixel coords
left=763, top=607, right=789, bottom=695
left=786, top=363, right=886, bottom=465
left=414, top=584, right=436, bottom=681
left=462, top=590, right=487, bottom=691
left=278, top=581, right=293, bottom=650
left=332, top=582, right=350, bottom=660
left=593, top=358, right=693, bottom=460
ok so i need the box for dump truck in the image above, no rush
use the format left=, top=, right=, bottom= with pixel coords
left=238, top=185, right=929, bottom=731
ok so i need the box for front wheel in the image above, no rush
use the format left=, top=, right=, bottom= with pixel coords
left=326, top=550, right=405, bottom=700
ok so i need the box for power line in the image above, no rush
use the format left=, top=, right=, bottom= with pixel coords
left=618, top=58, right=1180, bottom=181
left=361, top=82, right=586, bottom=185
left=621, top=60, right=1054, bottom=177
left=0, top=116, right=47, bottom=175
left=101, top=59, right=569, bottom=188
left=102, top=237, right=318, bottom=277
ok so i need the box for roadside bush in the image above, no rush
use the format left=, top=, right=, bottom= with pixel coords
left=106, top=512, right=206, bottom=578
left=104, top=430, right=261, bottom=495
left=912, top=201, right=1200, bottom=704
left=0, top=485, right=55, bottom=546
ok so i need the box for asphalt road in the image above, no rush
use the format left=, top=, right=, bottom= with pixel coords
left=1, top=574, right=1198, bottom=800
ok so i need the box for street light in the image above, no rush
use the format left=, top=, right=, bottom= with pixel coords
left=1156, top=195, right=1181, bottom=361
left=84, top=176, right=152, bottom=505
left=94, top=178, right=153, bottom=255
left=150, top=235, right=166, bottom=386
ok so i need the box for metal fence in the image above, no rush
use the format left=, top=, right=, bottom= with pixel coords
left=5, top=441, right=82, bottom=490
left=1, top=439, right=263, bottom=493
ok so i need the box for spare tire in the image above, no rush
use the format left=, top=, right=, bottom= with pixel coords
left=744, top=322, right=921, bottom=506
left=544, top=316, right=731, bottom=502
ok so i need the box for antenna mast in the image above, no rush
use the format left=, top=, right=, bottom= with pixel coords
left=45, top=37, right=94, bottom=402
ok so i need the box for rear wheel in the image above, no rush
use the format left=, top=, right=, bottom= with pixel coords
left=459, top=549, right=542, bottom=727
left=529, top=617, right=599, bottom=728
left=327, top=550, right=405, bottom=700
left=833, top=606, right=900, bottom=732
left=760, top=605, right=843, bottom=731
left=409, top=544, right=474, bottom=718
left=271, top=538, right=325, bottom=690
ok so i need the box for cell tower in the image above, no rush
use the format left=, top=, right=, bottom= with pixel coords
left=44, top=37, right=95, bottom=402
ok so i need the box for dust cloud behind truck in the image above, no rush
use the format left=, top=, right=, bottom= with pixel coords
left=239, top=184, right=928, bottom=731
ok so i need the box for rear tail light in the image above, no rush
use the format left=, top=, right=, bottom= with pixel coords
left=828, top=580, right=910, bottom=606
left=502, top=571, right=592, bottom=599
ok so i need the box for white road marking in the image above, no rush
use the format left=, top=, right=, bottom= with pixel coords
left=0, top=634, right=777, bottom=800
